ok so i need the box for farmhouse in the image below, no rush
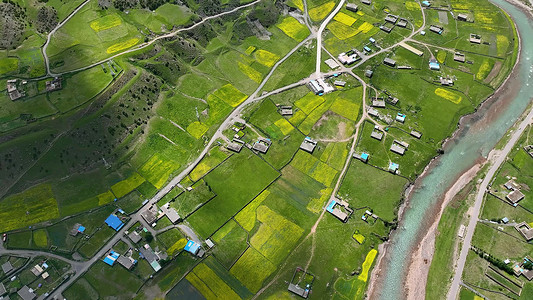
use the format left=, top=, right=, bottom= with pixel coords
left=379, top=25, right=392, bottom=33
left=140, top=244, right=161, bottom=272
left=140, top=206, right=159, bottom=225
left=429, top=25, right=443, bottom=34
left=105, top=214, right=124, bottom=231
left=397, top=18, right=408, bottom=28
left=334, top=80, right=346, bottom=87
left=389, top=162, right=399, bottom=174
left=383, top=58, right=396, bottom=67
left=324, top=58, right=340, bottom=69
left=18, top=286, right=36, bottom=300
left=354, top=152, right=370, bottom=163
left=390, top=143, right=406, bottom=155
left=300, top=136, right=318, bottom=153
left=365, top=70, right=374, bottom=78
left=513, top=257, right=533, bottom=281
left=184, top=240, right=202, bottom=256
left=507, top=190, right=525, bottom=204
left=0, top=283, right=5, bottom=296
left=288, top=283, right=309, bottom=298
left=160, top=203, right=180, bottom=223
left=253, top=138, right=272, bottom=153
left=369, top=37, right=376, bottom=43
left=70, top=223, right=86, bottom=236
left=338, top=52, right=358, bottom=65
left=103, top=250, right=120, bottom=266
left=410, top=130, right=422, bottom=139
left=504, top=179, right=521, bottom=190
left=457, top=13, right=469, bottom=21
left=116, top=255, right=135, bottom=270
left=30, top=264, right=43, bottom=276
left=372, top=98, right=386, bottom=108
left=2, top=262, right=13, bottom=274
left=385, top=14, right=398, bottom=24
left=515, top=222, right=533, bottom=241
left=370, top=129, right=383, bottom=141
left=453, top=52, right=466, bottom=63
left=326, top=199, right=353, bottom=222
left=439, top=77, right=454, bottom=86
left=363, top=46, right=372, bottom=53
left=395, top=140, right=409, bottom=149
left=368, top=107, right=379, bottom=117
left=388, top=96, right=399, bottom=105
left=45, top=77, right=62, bottom=92
left=396, top=113, right=406, bottom=123
left=279, top=105, right=293, bottom=116
left=206, top=239, right=215, bottom=248
left=346, top=3, right=358, bottom=12
left=128, top=231, right=142, bottom=244
left=361, top=0, right=371, bottom=5
left=469, top=33, right=482, bottom=44
left=227, top=141, right=243, bottom=153
left=422, top=0, right=431, bottom=6
left=6, top=79, right=25, bottom=101
left=308, top=80, right=324, bottom=94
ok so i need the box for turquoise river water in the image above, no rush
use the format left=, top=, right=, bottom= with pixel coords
left=379, top=0, right=533, bottom=298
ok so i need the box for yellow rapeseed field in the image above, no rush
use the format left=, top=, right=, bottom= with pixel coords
left=435, top=88, right=462, bottom=104
left=90, top=14, right=122, bottom=32
left=309, top=2, right=335, bottom=21
left=334, top=12, right=357, bottom=26
left=358, top=249, right=378, bottom=282
left=106, top=38, right=139, bottom=53
left=254, top=49, right=280, bottom=67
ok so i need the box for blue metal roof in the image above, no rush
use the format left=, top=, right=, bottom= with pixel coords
left=105, top=215, right=124, bottom=231
left=361, top=153, right=369, bottom=160
left=78, top=226, right=86, bottom=233
left=364, top=46, right=371, bottom=52
left=326, top=200, right=336, bottom=213
left=184, top=240, right=200, bottom=254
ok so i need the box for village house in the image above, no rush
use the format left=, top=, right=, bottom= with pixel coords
left=429, top=58, right=440, bottom=70
left=140, top=206, right=159, bottom=225
left=453, top=52, right=466, bottom=63
left=45, top=77, right=62, bottom=92
left=338, top=52, right=358, bottom=65
left=7, top=79, right=25, bottom=101
left=160, top=203, right=180, bottom=223
left=371, top=128, right=384, bottom=140
left=2, top=262, right=13, bottom=274
left=507, top=189, right=525, bottom=204
left=380, top=25, right=392, bottom=33
left=308, top=80, right=324, bottom=95
left=515, top=222, right=533, bottom=241
left=385, top=14, right=398, bottom=24
left=368, top=107, right=379, bottom=117
left=457, top=13, right=469, bottom=22
left=439, top=76, right=454, bottom=86
left=140, top=244, right=162, bottom=272
left=288, top=283, right=310, bottom=299
left=253, top=137, right=272, bottom=153
left=397, top=18, right=408, bottom=28
left=279, top=105, right=293, bottom=116
left=18, top=286, right=36, bottom=300
left=371, top=97, right=386, bottom=108
left=383, top=57, right=396, bottom=67
left=300, top=137, right=318, bottom=153
left=346, top=3, right=358, bottom=12
left=410, top=130, right=422, bottom=139
left=390, top=143, right=406, bottom=155
left=429, top=25, right=443, bottom=34
left=505, top=179, right=521, bottom=190
left=469, top=33, right=482, bottom=44
left=128, top=230, right=142, bottom=244
left=334, top=80, right=346, bottom=87
left=388, top=96, right=399, bottom=105
left=389, top=162, right=400, bottom=174
left=105, top=214, right=124, bottom=231
left=396, top=113, right=406, bottom=123
left=361, top=0, right=371, bottom=5
left=326, top=198, right=353, bottom=222
left=513, top=257, right=533, bottom=281
left=227, top=141, right=244, bottom=153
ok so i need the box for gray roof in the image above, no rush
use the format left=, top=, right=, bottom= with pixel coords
left=410, top=130, right=422, bottom=139
left=116, top=255, right=134, bottom=270
left=0, top=283, right=6, bottom=295
left=161, top=205, right=180, bottom=223
left=141, top=206, right=158, bottom=224
left=506, top=190, right=525, bottom=204
left=368, top=108, right=379, bottom=117
left=280, top=108, right=293, bottom=116
left=397, top=19, right=408, bottom=27
left=253, top=142, right=269, bottom=153
left=17, top=286, right=35, bottom=300
left=288, top=283, right=309, bottom=298
left=454, top=52, right=466, bottom=62
left=128, top=231, right=142, bottom=244
left=1, top=262, right=13, bottom=274
left=383, top=57, right=396, bottom=66
left=370, top=131, right=383, bottom=140
left=140, top=247, right=158, bottom=263
left=371, top=99, right=386, bottom=108
left=390, top=144, right=406, bottom=155
left=515, top=222, right=533, bottom=241
left=227, top=142, right=243, bottom=153
left=300, top=138, right=317, bottom=153
left=346, top=3, right=358, bottom=12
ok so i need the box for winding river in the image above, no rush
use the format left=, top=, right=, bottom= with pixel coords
left=378, top=0, right=533, bottom=298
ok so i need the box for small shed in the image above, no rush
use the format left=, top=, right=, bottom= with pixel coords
left=390, top=144, right=406, bottom=155
left=371, top=130, right=383, bottom=141
left=457, top=14, right=468, bottom=21
left=361, top=0, right=371, bottom=5
left=385, top=14, right=398, bottom=24
left=453, top=52, right=466, bottom=63
left=396, top=113, right=406, bottom=123
left=128, top=231, right=142, bottom=244
left=346, top=3, right=359, bottom=12
left=365, top=70, right=374, bottom=78
left=429, top=25, right=443, bottom=34
left=360, top=152, right=369, bottom=162
left=397, top=18, right=408, bottom=28
left=389, top=162, right=399, bottom=174
left=469, top=33, right=482, bottom=44
left=2, top=262, right=13, bottom=274
left=324, top=58, right=340, bottom=69
left=410, top=130, right=422, bottom=139
left=334, top=80, right=346, bottom=87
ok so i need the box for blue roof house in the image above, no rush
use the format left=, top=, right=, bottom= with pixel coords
left=361, top=153, right=369, bottom=162
left=78, top=226, right=86, bottom=233
left=103, top=251, right=120, bottom=266
left=105, top=214, right=124, bottom=231
left=184, top=240, right=200, bottom=255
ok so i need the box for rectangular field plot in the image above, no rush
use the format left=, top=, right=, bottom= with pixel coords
left=168, top=179, right=215, bottom=218
left=186, top=263, right=241, bottom=300
left=0, top=184, right=59, bottom=232
left=211, top=220, right=249, bottom=268
left=186, top=150, right=279, bottom=238
left=230, top=247, right=276, bottom=293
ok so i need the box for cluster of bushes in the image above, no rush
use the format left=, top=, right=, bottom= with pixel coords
left=112, top=0, right=177, bottom=11
left=35, top=6, right=58, bottom=33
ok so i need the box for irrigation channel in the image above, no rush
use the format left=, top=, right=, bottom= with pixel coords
left=376, top=0, right=533, bottom=298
